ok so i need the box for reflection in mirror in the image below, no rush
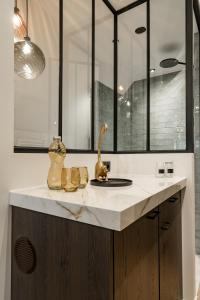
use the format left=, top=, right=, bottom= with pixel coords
left=193, top=9, right=200, bottom=253
left=194, top=13, right=199, bottom=155
left=62, top=0, right=92, bottom=150
left=150, top=0, right=186, bottom=150
left=94, top=0, right=114, bottom=151
left=117, top=3, right=147, bottom=151
left=14, top=0, right=59, bottom=148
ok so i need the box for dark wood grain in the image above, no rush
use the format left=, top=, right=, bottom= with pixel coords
left=114, top=210, right=159, bottom=300
left=12, top=207, right=113, bottom=300
left=12, top=192, right=183, bottom=300
left=159, top=192, right=182, bottom=300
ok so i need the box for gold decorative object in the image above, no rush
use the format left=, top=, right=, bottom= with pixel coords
left=95, top=123, right=109, bottom=182
left=62, top=168, right=78, bottom=192
left=47, top=137, right=66, bottom=190
left=79, top=167, right=89, bottom=188
left=62, top=167, right=89, bottom=192
left=71, top=168, right=80, bottom=187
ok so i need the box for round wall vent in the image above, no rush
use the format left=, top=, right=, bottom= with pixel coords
left=14, top=237, right=36, bottom=274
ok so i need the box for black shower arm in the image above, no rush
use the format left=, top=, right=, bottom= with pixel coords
left=178, top=61, right=186, bottom=65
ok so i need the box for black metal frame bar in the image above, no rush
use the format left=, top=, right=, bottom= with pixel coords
left=194, top=0, right=200, bottom=32
left=193, top=0, right=200, bottom=151
left=91, top=0, right=95, bottom=151
left=15, top=0, right=194, bottom=154
left=116, top=0, right=146, bottom=15
left=113, top=14, right=118, bottom=152
left=146, top=0, right=150, bottom=151
left=59, top=0, right=63, bottom=139
left=185, top=0, right=194, bottom=152
left=102, top=0, right=116, bottom=14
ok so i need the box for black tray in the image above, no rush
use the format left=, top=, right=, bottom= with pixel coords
left=90, top=178, right=133, bottom=187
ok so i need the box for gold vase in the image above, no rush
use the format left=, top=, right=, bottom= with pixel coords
left=47, top=137, right=66, bottom=190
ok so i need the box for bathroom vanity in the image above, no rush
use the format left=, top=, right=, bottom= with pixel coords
left=10, top=176, right=186, bottom=300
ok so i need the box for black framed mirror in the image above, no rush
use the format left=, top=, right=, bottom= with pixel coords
left=14, top=0, right=194, bottom=153
left=14, top=0, right=61, bottom=153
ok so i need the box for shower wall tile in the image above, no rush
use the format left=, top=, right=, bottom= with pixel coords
left=150, top=71, right=186, bottom=151
left=94, top=81, right=114, bottom=151
left=96, top=72, right=187, bottom=152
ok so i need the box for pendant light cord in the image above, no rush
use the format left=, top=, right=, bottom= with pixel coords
left=15, top=0, right=17, bottom=7
left=26, top=0, right=29, bottom=37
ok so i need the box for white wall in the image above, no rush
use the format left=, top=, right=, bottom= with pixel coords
left=0, top=0, right=52, bottom=298
left=0, top=1, right=196, bottom=300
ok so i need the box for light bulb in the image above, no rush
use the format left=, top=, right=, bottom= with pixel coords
left=126, top=101, right=131, bottom=107
left=22, top=42, right=32, bottom=55
left=150, top=68, right=156, bottom=74
left=118, top=85, right=124, bottom=92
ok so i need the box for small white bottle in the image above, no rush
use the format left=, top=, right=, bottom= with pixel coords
left=156, top=162, right=165, bottom=178
left=164, top=162, right=174, bottom=178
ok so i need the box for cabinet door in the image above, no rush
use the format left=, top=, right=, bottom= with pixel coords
left=114, top=209, right=159, bottom=300
left=12, top=207, right=114, bottom=300
left=159, top=193, right=182, bottom=300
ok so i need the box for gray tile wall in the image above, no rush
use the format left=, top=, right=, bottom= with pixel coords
left=118, top=71, right=186, bottom=151
left=150, top=71, right=186, bottom=150
left=118, top=80, right=147, bottom=151
left=95, top=81, right=114, bottom=151
left=95, top=71, right=186, bottom=152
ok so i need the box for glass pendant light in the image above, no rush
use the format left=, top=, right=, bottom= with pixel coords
left=14, top=0, right=45, bottom=80
left=13, top=0, right=26, bottom=41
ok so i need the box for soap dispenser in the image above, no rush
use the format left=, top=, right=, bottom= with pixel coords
left=47, top=136, right=66, bottom=190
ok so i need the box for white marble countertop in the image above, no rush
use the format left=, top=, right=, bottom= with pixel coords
left=10, top=175, right=186, bottom=231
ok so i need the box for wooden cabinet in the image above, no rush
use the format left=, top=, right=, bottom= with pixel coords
left=159, top=194, right=182, bottom=300
left=114, top=209, right=159, bottom=300
left=12, top=208, right=114, bottom=300
left=11, top=193, right=182, bottom=300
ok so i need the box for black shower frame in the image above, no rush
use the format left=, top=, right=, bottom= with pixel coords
left=15, top=0, right=195, bottom=154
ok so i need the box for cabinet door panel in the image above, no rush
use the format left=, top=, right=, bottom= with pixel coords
left=12, top=207, right=113, bottom=300
left=114, top=210, right=159, bottom=300
left=159, top=193, right=182, bottom=300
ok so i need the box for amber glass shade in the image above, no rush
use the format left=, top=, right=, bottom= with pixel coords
left=13, top=7, right=26, bottom=41
left=14, top=37, right=46, bottom=80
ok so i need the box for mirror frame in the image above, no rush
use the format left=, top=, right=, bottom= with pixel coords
left=14, top=0, right=195, bottom=154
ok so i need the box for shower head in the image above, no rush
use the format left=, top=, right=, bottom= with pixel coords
left=160, top=58, right=186, bottom=68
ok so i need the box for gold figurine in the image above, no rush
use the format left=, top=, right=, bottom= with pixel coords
left=95, top=123, right=109, bottom=182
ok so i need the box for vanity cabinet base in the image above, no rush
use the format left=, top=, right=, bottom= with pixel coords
left=12, top=207, right=114, bottom=300
left=11, top=192, right=182, bottom=300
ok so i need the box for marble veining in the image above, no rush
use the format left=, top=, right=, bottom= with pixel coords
left=10, top=175, right=186, bottom=231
